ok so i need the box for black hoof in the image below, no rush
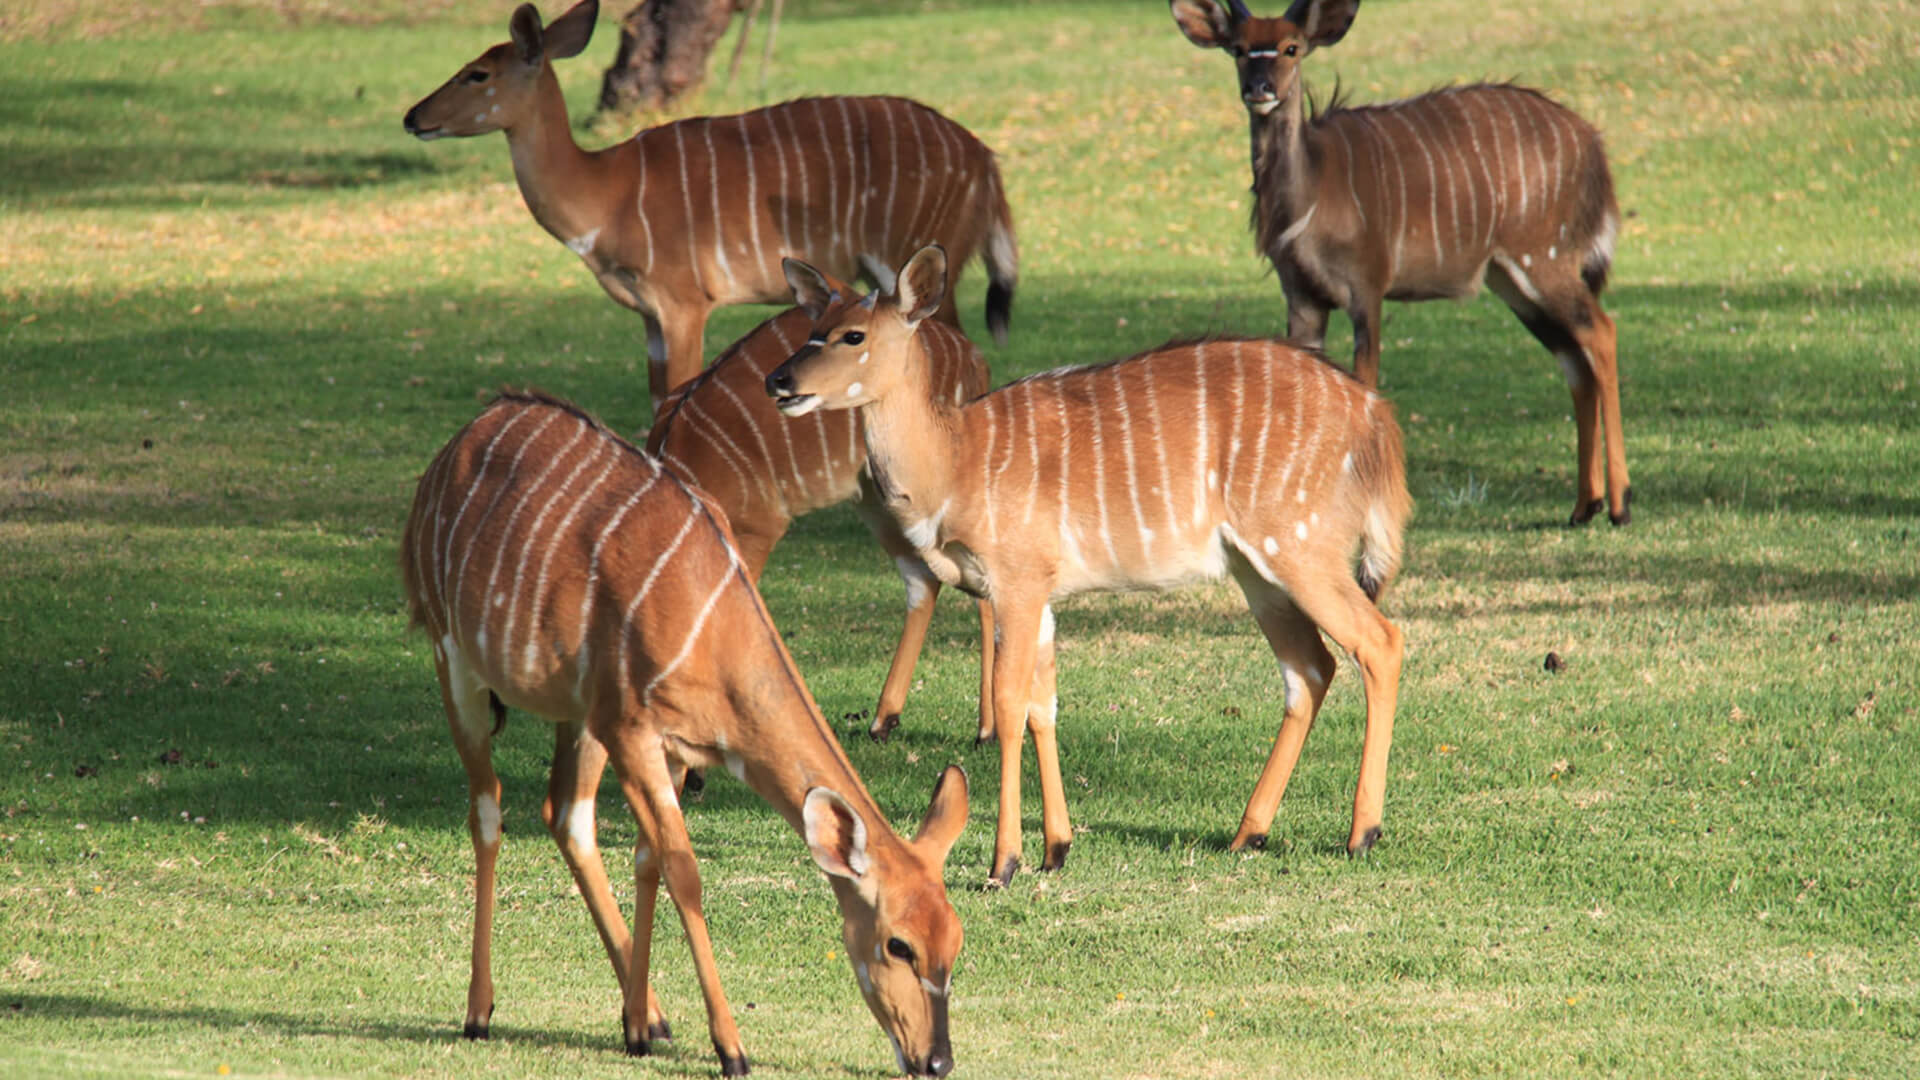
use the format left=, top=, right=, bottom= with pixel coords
left=462, top=1020, right=490, bottom=1041
left=869, top=713, right=901, bottom=742
left=1609, top=486, right=1634, bottom=526
left=716, top=1044, right=751, bottom=1076
left=681, top=769, right=706, bottom=797
left=973, top=730, right=998, bottom=748
left=648, top=1019, right=673, bottom=1042
left=1349, top=826, right=1382, bottom=856
left=626, top=1037, right=651, bottom=1058
left=1569, top=497, right=1604, bottom=526
left=989, top=855, right=1020, bottom=887
left=1241, top=833, right=1268, bottom=851
left=1041, top=841, right=1071, bottom=873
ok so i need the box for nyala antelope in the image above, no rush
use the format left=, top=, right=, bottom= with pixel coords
left=768, top=245, right=1412, bottom=886
left=1172, top=0, right=1631, bottom=526
left=647, top=284, right=997, bottom=743
left=403, top=0, right=1018, bottom=410
left=400, top=390, right=968, bottom=1077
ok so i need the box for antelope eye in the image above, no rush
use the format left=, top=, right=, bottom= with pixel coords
left=463, top=69, right=489, bottom=84
left=885, top=937, right=914, bottom=963
left=842, top=330, right=866, bottom=346
left=1284, top=43, right=1299, bottom=57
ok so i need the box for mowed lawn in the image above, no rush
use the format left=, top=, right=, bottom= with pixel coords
left=2, top=1, right=1916, bottom=1077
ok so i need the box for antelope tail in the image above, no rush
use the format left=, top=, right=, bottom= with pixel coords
left=981, top=161, right=1018, bottom=347
left=1351, top=404, right=1413, bottom=604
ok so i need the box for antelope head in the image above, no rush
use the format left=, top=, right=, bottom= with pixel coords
left=402, top=0, right=598, bottom=139
left=1169, top=0, right=1359, bottom=117
left=766, top=246, right=948, bottom=417
left=805, top=766, right=970, bottom=1078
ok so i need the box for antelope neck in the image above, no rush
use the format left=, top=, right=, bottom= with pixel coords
left=855, top=348, right=962, bottom=521
left=504, top=65, right=622, bottom=247
left=1250, top=75, right=1316, bottom=230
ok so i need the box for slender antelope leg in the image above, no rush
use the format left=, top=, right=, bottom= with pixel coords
left=1580, top=306, right=1632, bottom=524
left=661, top=305, right=715, bottom=409
left=1283, top=284, right=1331, bottom=353
left=1224, top=571, right=1336, bottom=851
left=1026, top=609, right=1072, bottom=871
left=986, top=596, right=1046, bottom=886
left=438, top=663, right=502, bottom=1039
left=1349, top=292, right=1386, bottom=388
left=1488, top=265, right=1610, bottom=526
left=642, top=311, right=672, bottom=417
left=973, top=597, right=996, bottom=745
left=541, top=721, right=675, bottom=1039
left=616, top=733, right=750, bottom=1075
left=856, top=496, right=943, bottom=741
left=1288, top=577, right=1403, bottom=855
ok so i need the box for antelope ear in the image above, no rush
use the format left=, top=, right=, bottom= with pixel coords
left=1283, top=0, right=1359, bottom=49
left=784, top=258, right=840, bottom=320
left=542, top=0, right=599, bottom=59
left=1170, top=0, right=1235, bottom=49
left=911, top=765, right=969, bottom=867
left=895, top=245, right=948, bottom=328
left=803, top=788, right=872, bottom=882
left=509, top=4, right=545, bottom=66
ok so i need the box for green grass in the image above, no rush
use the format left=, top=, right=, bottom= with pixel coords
left=3, top=1, right=1917, bottom=1077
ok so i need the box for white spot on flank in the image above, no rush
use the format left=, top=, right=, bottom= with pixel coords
left=485, top=87, right=495, bottom=97
left=474, top=793, right=501, bottom=847
left=1297, top=487, right=1308, bottom=504
left=846, top=381, right=864, bottom=399
left=565, top=227, right=601, bottom=256
left=1522, top=253, right=1534, bottom=268
left=493, top=592, right=506, bottom=607
left=1263, top=536, right=1280, bottom=556
left=474, top=113, right=487, bottom=124
left=1296, top=522, right=1309, bottom=541
left=1310, top=512, right=1320, bottom=527
left=1548, top=244, right=1557, bottom=260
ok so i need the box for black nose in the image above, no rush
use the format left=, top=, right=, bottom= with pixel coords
left=1244, top=76, right=1274, bottom=100
left=926, top=1052, right=952, bottom=1078
left=765, top=365, right=795, bottom=398
left=403, top=106, right=422, bottom=135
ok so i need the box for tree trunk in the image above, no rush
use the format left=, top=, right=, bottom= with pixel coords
left=597, top=0, right=742, bottom=116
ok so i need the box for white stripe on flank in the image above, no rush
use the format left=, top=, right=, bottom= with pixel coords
left=712, top=378, right=788, bottom=511
left=674, top=124, right=703, bottom=294
left=633, top=154, right=656, bottom=270
left=1192, top=343, right=1210, bottom=528
left=901, top=104, right=931, bottom=246
left=617, top=509, right=702, bottom=702
left=682, top=398, right=759, bottom=504
left=453, top=410, right=560, bottom=643
left=1141, top=358, right=1178, bottom=544
left=742, top=114, right=768, bottom=290
left=441, top=407, right=536, bottom=637
left=1222, top=341, right=1245, bottom=518
left=573, top=468, right=664, bottom=702
left=1331, top=121, right=1366, bottom=229
left=1392, top=110, right=1443, bottom=267
left=486, top=419, right=592, bottom=669
left=1055, top=376, right=1073, bottom=550
left=1506, top=98, right=1530, bottom=220
left=520, top=439, right=623, bottom=677
left=881, top=99, right=899, bottom=259
left=837, top=98, right=859, bottom=255
left=1111, top=365, right=1151, bottom=559
left=1085, top=372, right=1119, bottom=568
left=1248, top=345, right=1276, bottom=513
left=981, top=392, right=998, bottom=541
left=703, top=123, right=736, bottom=293
left=1023, top=379, right=1042, bottom=526
left=641, top=566, right=734, bottom=710
left=1460, top=94, right=1499, bottom=249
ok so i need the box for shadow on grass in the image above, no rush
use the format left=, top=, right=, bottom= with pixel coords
left=0, top=75, right=444, bottom=209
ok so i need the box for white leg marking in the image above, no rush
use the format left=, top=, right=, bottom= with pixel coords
left=475, top=793, right=501, bottom=847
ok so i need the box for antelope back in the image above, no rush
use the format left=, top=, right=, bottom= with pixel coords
left=628, top=95, right=1016, bottom=311
left=1294, top=87, right=1617, bottom=296
left=401, top=389, right=758, bottom=717
left=958, top=339, right=1406, bottom=594
left=647, top=302, right=988, bottom=574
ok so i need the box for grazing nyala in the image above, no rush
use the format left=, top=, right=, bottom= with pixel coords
left=647, top=283, right=997, bottom=743
left=403, top=0, right=1018, bottom=410
left=768, top=245, right=1412, bottom=886
left=1172, top=0, right=1631, bottom=526
left=399, top=390, right=969, bottom=1077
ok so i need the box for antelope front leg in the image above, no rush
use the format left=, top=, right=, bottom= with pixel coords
left=617, top=737, right=750, bottom=1074
left=974, top=597, right=996, bottom=745
left=870, top=556, right=943, bottom=742
left=1348, top=294, right=1385, bottom=388
left=986, top=597, right=1046, bottom=887
left=646, top=304, right=714, bottom=415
